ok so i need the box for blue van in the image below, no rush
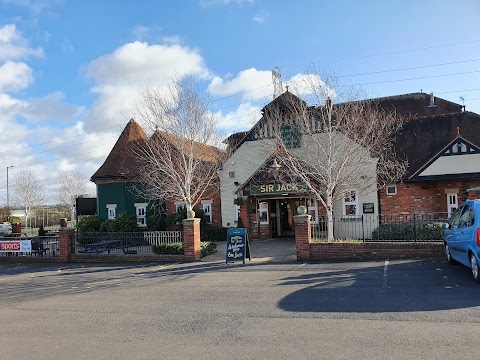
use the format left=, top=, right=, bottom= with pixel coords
left=444, top=200, right=480, bottom=282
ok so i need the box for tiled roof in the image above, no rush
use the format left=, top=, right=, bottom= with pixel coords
left=395, top=111, right=480, bottom=179
left=90, top=119, right=148, bottom=182
left=151, top=130, right=225, bottom=163
left=91, top=119, right=224, bottom=183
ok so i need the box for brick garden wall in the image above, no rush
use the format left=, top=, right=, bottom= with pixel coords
left=309, top=242, right=444, bottom=261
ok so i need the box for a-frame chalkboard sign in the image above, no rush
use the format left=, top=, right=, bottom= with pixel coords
left=226, top=228, right=251, bottom=264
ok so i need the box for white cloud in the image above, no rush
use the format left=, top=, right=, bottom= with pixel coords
left=0, top=61, right=33, bottom=92
left=85, top=41, right=212, bottom=129
left=286, top=73, right=336, bottom=99
left=253, top=13, right=269, bottom=24
left=208, top=68, right=272, bottom=101
left=18, top=92, right=84, bottom=122
left=216, top=102, right=261, bottom=133
left=0, top=24, right=43, bottom=60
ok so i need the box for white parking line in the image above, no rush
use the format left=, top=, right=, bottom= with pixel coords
left=382, top=260, right=389, bottom=288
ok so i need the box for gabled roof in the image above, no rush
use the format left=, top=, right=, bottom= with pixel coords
left=395, top=111, right=480, bottom=180
left=410, top=135, right=480, bottom=180
left=227, top=91, right=465, bottom=154
left=91, top=119, right=148, bottom=182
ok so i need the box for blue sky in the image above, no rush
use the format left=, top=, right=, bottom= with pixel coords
left=1, top=0, right=480, bottom=204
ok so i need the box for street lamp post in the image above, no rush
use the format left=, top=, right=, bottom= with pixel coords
left=6, top=165, right=14, bottom=215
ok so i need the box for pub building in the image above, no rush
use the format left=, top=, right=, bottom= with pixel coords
left=219, top=91, right=379, bottom=240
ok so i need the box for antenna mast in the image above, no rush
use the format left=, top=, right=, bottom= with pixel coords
left=272, top=66, right=283, bottom=99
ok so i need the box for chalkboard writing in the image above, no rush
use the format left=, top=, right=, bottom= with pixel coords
left=363, top=203, right=374, bottom=214
left=226, top=228, right=250, bottom=264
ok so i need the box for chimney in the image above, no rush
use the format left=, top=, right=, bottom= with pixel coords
left=428, top=92, right=437, bottom=108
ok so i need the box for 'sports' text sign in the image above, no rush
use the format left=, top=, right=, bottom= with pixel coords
left=0, top=241, right=32, bottom=252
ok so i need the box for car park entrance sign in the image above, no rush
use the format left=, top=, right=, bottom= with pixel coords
left=0, top=240, right=31, bottom=252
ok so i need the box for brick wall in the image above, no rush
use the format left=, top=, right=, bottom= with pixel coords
left=380, top=180, right=480, bottom=215
left=165, top=190, right=222, bottom=227
left=310, top=242, right=444, bottom=261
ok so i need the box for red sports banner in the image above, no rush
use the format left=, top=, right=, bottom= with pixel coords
left=0, top=241, right=32, bottom=252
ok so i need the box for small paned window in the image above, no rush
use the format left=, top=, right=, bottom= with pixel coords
left=281, top=123, right=301, bottom=148
left=447, top=193, right=458, bottom=218
left=342, top=190, right=358, bottom=218
left=259, top=202, right=269, bottom=224
left=136, top=206, right=147, bottom=227
left=229, top=171, right=235, bottom=178
left=386, top=185, right=397, bottom=195
left=203, top=203, right=212, bottom=224
left=107, top=207, right=116, bottom=220
left=307, top=199, right=319, bottom=225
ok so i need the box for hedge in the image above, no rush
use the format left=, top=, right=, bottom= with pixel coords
left=201, top=227, right=228, bottom=242
left=371, top=221, right=444, bottom=241
left=151, top=241, right=217, bottom=257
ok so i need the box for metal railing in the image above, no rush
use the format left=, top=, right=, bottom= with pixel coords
left=311, top=213, right=449, bottom=242
left=0, top=235, right=59, bottom=258
left=75, top=231, right=183, bottom=255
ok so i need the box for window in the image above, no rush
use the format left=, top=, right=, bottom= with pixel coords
left=447, top=193, right=458, bottom=218
left=281, top=123, right=301, bottom=148
left=106, top=204, right=117, bottom=220
left=307, top=198, right=319, bottom=224
left=342, top=190, right=358, bottom=218
left=135, top=203, right=147, bottom=227
left=259, top=202, right=269, bottom=224
left=202, top=203, right=212, bottom=224
left=174, top=202, right=185, bottom=213
left=458, top=205, right=474, bottom=228
left=449, top=207, right=463, bottom=229
left=386, top=185, right=397, bottom=195
left=229, top=171, right=235, bottom=178
left=234, top=204, right=241, bottom=222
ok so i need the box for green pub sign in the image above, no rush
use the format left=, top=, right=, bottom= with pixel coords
left=250, top=181, right=309, bottom=195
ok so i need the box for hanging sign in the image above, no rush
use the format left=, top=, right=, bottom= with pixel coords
left=226, top=228, right=250, bottom=264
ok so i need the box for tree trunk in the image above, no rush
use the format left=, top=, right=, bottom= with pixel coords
left=326, top=197, right=334, bottom=242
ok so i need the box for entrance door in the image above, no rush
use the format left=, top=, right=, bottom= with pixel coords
left=279, top=200, right=300, bottom=237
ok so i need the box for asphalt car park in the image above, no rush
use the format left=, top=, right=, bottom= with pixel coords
left=1, top=258, right=480, bottom=360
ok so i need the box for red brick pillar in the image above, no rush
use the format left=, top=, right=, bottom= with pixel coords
left=293, top=207, right=312, bottom=261
left=183, top=218, right=201, bottom=261
left=59, top=228, right=75, bottom=262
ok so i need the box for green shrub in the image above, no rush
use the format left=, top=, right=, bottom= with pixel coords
left=151, top=241, right=217, bottom=257
left=146, top=208, right=166, bottom=231
left=371, top=221, right=444, bottom=241
left=98, top=212, right=138, bottom=232
left=76, top=215, right=101, bottom=233
left=151, top=243, right=184, bottom=254
left=201, top=241, right=217, bottom=257
left=201, top=227, right=228, bottom=242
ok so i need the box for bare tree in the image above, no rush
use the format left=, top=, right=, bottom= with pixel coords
left=132, top=78, right=226, bottom=217
left=57, top=170, right=89, bottom=223
left=259, top=71, right=406, bottom=241
left=11, top=169, right=47, bottom=234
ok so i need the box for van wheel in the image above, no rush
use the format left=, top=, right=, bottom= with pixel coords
left=445, top=244, right=456, bottom=264
left=470, top=254, right=480, bottom=282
